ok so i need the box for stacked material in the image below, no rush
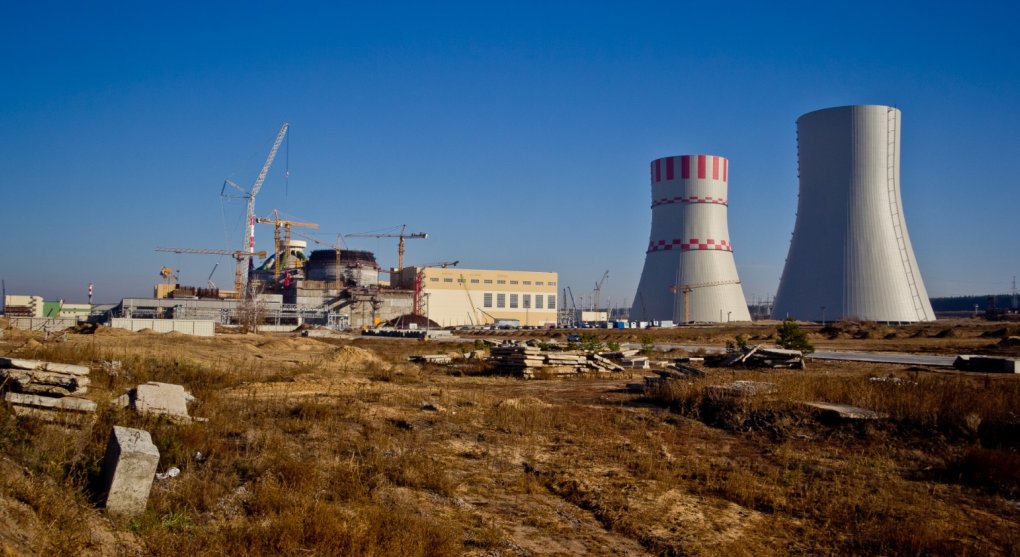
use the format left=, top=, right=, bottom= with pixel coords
left=408, top=354, right=454, bottom=365
left=490, top=345, right=625, bottom=378
left=1, top=357, right=96, bottom=422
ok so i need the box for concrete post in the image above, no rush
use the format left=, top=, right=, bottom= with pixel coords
left=100, top=426, right=160, bottom=518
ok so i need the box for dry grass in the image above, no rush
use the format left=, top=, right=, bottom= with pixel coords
left=1, top=324, right=1019, bottom=555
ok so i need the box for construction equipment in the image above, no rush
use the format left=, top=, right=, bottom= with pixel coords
left=206, top=263, right=219, bottom=289
left=593, top=270, right=609, bottom=316
left=156, top=248, right=268, bottom=298
left=460, top=273, right=497, bottom=326
left=670, top=279, right=742, bottom=323
left=345, top=225, right=427, bottom=271
left=254, top=210, right=319, bottom=282
left=220, top=123, right=290, bottom=288
left=566, top=286, right=579, bottom=326
left=413, top=261, right=458, bottom=317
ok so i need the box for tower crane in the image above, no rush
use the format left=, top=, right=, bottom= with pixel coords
left=345, top=225, right=428, bottom=271
left=670, top=279, right=742, bottom=324
left=254, top=209, right=319, bottom=282
left=156, top=248, right=268, bottom=298
left=220, top=122, right=290, bottom=288
left=593, top=270, right=609, bottom=314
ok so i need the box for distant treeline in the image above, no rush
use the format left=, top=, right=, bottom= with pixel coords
left=930, top=294, right=1018, bottom=312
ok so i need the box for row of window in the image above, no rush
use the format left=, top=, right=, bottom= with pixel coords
left=482, top=293, right=556, bottom=310
left=429, top=277, right=556, bottom=286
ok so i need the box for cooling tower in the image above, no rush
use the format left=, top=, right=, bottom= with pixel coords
left=771, top=105, right=935, bottom=322
left=630, top=155, right=751, bottom=323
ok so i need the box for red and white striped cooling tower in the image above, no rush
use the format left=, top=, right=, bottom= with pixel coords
left=630, top=155, right=751, bottom=323
left=771, top=105, right=936, bottom=322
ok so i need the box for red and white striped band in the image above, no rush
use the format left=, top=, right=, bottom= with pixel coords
left=646, top=238, right=732, bottom=253
left=651, top=196, right=728, bottom=208
left=651, top=155, right=728, bottom=183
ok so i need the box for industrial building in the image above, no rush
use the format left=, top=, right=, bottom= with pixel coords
left=392, top=266, right=558, bottom=327
left=772, top=105, right=936, bottom=323
left=630, top=154, right=751, bottom=323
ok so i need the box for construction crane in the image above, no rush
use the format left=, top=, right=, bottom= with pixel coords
left=220, top=123, right=290, bottom=287
left=670, top=279, right=742, bottom=324
left=565, top=286, right=579, bottom=326
left=459, top=273, right=497, bottom=326
left=345, top=225, right=427, bottom=271
left=413, top=261, right=458, bottom=317
left=254, top=210, right=319, bottom=282
left=593, top=270, right=609, bottom=316
left=156, top=248, right=268, bottom=298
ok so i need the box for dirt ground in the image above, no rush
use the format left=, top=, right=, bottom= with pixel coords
left=1, top=319, right=1018, bottom=555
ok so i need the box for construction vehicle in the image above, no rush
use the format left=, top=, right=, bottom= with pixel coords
left=670, top=279, right=742, bottom=323
left=156, top=248, right=267, bottom=298
left=220, top=123, right=289, bottom=289
left=345, top=224, right=427, bottom=271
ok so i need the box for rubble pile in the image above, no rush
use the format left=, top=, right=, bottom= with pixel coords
left=709, top=345, right=805, bottom=369
left=1, top=357, right=96, bottom=422
left=490, top=344, right=625, bottom=378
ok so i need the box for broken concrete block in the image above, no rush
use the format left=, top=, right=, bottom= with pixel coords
left=100, top=426, right=160, bottom=518
left=133, top=382, right=192, bottom=422
left=0, top=358, right=89, bottom=376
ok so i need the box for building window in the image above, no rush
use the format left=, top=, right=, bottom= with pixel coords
left=535, top=295, right=543, bottom=309
left=536, top=281, right=544, bottom=285
left=549, top=281, right=556, bottom=286
left=470, top=279, right=479, bottom=284
left=456, top=278, right=464, bottom=283
left=497, top=294, right=506, bottom=308
left=483, top=293, right=493, bottom=308
left=484, top=279, right=493, bottom=284
left=509, top=294, right=518, bottom=308
left=443, top=278, right=453, bottom=283
left=548, top=295, right=555, bottom=309
left=497, top=280, right=506, bottom=285
left=509, top=280, right=519, bottom=285
left=523, top=294, right=531, bottom=308
left=523, top=281, right=531, bottom=285
left=430, top=278, right=439, bottom=282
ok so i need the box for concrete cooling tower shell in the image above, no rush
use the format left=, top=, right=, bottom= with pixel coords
left=771, top=105, right=935, bottom=322
left=630, top=155, right=751, bottom=323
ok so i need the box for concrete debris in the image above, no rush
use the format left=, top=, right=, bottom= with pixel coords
left=100, top=426, right=160, bottom=518
left=801, top=401, right=888, bottom=420
left=710, top=345, right=805, bottom=369
left=705, top=381, right=778, bottom=398
left=118, top=382, right=195, bottom=422
left=869, top=376, right=918, bottom=386
left=490, top=343, right=625, bottom=378
left=953, top=355, right=1019, bottom=374
left=1, top=358, right=95, bottom=423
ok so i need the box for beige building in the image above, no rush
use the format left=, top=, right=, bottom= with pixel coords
left=394, top=267, right=558, bottom=327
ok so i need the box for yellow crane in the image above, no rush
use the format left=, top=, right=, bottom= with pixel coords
left=670, top=279, right=742, bottom=323
left=156, top=247, right=267, bottom=298
left=254, top=210, right=319, bottom=282
left=345, top=224, right=427, bottom=271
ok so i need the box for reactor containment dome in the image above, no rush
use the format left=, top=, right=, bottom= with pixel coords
left=771, top=105, right=936, bottom=323
left=630, top=154, right=751, bottom=324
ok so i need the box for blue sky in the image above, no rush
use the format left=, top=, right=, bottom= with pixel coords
left=2, top=1, right=1018, bottom=305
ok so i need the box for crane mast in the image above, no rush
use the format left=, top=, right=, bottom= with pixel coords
left=221, top=122, right=289, bottom=291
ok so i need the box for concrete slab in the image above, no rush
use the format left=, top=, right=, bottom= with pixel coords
left=802, top=401, right=887, bottom=420
left=133, top=382, right=191, bottom=422
left=3, top=392, right=97, bottom=412
left=100, top=426, right=160, bottom=518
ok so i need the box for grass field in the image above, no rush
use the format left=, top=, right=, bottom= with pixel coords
left=1, top=318, right=1018, bottom=555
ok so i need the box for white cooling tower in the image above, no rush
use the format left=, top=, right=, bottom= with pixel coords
left=771, top=105, right=935, bottom=323
left=630, top=155, right=751, bottom=323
